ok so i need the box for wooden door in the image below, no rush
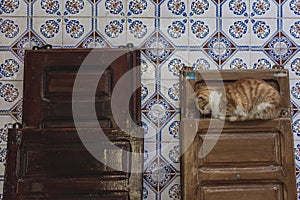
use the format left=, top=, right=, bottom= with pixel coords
left=4, top=49, right=143, bottom=200
left=180, top=69, right=297, bottom=200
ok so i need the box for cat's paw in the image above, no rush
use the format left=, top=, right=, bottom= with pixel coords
left=229, top=116, right=238, bottom=121
left=218, top=116, right=226, bottom=120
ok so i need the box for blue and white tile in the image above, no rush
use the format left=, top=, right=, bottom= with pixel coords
left=291, top=97, right=300, bottom=120
left=0, top=17, right=28, bottom=48
left=159, top=50, right=188, bottom=80
left=96, top=17, right=127, bottom=47
left=0, top=50, right=23, bottom=80
left=62, top=17, right=93, bottom=47
left=160, top=112, right=179, bottom=142
left=159, top=18, right=189, bottom=48
left=249, top=0, right=278, bottom=19
left=144, top=142, right=158, bottom=168
left=141, top=32, right=175, bottom=65
left=250, top=49, right=276, bottom=69
left=282, top=19, right=300, bottom=48
left=31, top=18, right=63, bottom=48
left=143, top=181, right=157, bottom=200
left=292, top=114, right=300, bottom=140
left=126, top=0, right=156, bottom=18
left=294, top=140, right=300, bottom=166
left=158, top=0, right=188, bottom=18
left=160, top=142, right=180, bottom=172
left=188, top=0, right=219, bottom=18
left=0, top=0, right=29, bottom=16
left=0, top=116, right=18, bottom=146
left=143, top=114, right=158, bottom=142
left=221, top=18, right=250, bottom=48
left=160, top=175, right=181, bottom=199
left=159, top=79, right=179, bottom=109
left=31, top=0, right=63, bottom=16
left=263, top=32, right=297, bottom=66
left=96, top=0, right=126, bottom=17
left=220, top=0, right=250, bottom=18
left=285, top=50, right=300, bottom=79
left=0, top=145, right=7, bottom=175
left=188, top=49, right=219, bottom=70
left=141, top=51, right=156, bottom=80
left=189, top=18, right=217, bottom=48
left=141, top=79, right=156, bottom=108
left=143, top=157, right=162, bottom=192
left=250, top=18, right=279, bottom=48
left=0, top=80, right=22, bottom=111
left=281, top=0, right=300, bottom=18
left=142, top=95, right=176, bottom=128
left=221, top=50, right=251, bottom=70
left=62, top=0, right=93, bottom=17
left=156, top=157, right=176, bottom=192
left=127, top=18, right=156, bottom=48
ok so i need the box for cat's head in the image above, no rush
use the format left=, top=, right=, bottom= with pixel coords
left=194, top=86, right=211, bottom=115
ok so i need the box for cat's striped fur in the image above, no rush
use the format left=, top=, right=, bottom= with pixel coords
left=195, top=78, right=281, bottom=121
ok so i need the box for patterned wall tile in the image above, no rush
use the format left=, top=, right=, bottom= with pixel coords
left=282, top=19, right=300, bottom=48
left=143, top=181, right=158, bottom=200
left=141, top=79, right=156, bottom=109
left=0, top=116, right=19, bottom=145
left=63, top=0, right=94, bottom=17
left=143, top=115, right=158, bottom=142
left=0, top=0, right=29, bottom=16
left=188, top=0, right=219, bottom=18
left=31, top=0, right=63, bottom=17
left=220, top=0, right=250, bottom=18
left=0, top=80, right=22, bottom=111
left=160, top=175, right=181, bottom=199
left=62, top=17, right=93, bottom=47
left=144, top=142, right=158, bottom=168
left=159, top=18, right=189, bottom=48
left=159, top=79, right=179, bottom=109
left=249, top=0, right=278, bottom=19
left=189, top=18, right=217, bottom=48
left=159, top=50, right=188, bottom=80
left=160, top=112, right=179, bottom=143
left=285, top=50, right=300, bottom=80
left=96, top=0, right=127, bottom=17
left=250, top=18, right=279, bottom=48
left=96, top=17, right=127, bottom=47
left=141, top=51, right=157, bottom=79
left=221, top=49, right=251, bottom=69
left=250, top=49, right=276, bottom=69
left=31, top=17, right=63, bottom=47
left=0, top=17, right=29, bottom=48
left=0, top=50, right=23, bottom=80
left=160, top=142, right=180, bottom=172
left=142, top=95, right=176, bottom=128
left=158, top=0, right=188, bottom=18
left=221, top=18, right=250, bottom=48
left=127, top=18, right=156, bottom=48
left=0, top=145, right=6, bottom=176
left=126, top=0, right=156, bottom=18
left=188, top=49, right=219, bottom=69
left=281, top=0, right=300, bottom=18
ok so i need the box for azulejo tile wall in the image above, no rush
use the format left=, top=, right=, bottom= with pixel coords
left=1, top=0, right=300, bottom=199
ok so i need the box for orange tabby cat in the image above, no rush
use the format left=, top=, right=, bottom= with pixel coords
left=195, top=78, right=281, bottom=121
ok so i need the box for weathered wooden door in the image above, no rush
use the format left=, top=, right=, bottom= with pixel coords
left=4, top=49, right=143, bottom=199
left=180, top=69, right=297, bottom=200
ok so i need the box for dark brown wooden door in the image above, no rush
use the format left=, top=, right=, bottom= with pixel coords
left=180, top=69, right=297, bottom=200
left=4, top=49, right=143, bottom=200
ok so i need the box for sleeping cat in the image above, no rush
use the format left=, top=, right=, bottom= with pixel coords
left=195, top=78, right=281, bottom=121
